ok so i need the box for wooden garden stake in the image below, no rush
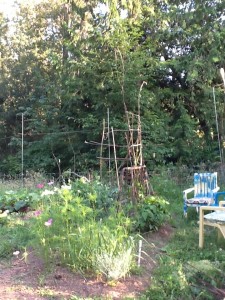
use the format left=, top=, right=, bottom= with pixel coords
left=100, top=119, right=105, bottom=180
left=138, top=240, right=142, bottom=267
left=111, top=127, right=120, bottom=190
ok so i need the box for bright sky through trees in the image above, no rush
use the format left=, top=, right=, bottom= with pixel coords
left=0, top=1, right=127, bottom=19
left=0, top=0, right=17, bottom=17
left=0, top=0, right=43, bottom=18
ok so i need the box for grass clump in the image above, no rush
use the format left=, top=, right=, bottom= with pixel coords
left=94, top=236, right=134, bottom=281
left=0, top=213, right=34, bottom=258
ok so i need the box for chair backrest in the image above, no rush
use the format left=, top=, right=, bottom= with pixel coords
left=194, top=172, right=218, bottom=198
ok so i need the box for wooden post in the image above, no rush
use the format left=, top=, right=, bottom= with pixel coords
left=21, top=113, right=24, bottom=188
left=107, top=108, right=111, bottom=179
left=100, top=119, right=105, bottom=180
left=111, top=127, right=120, bottom=190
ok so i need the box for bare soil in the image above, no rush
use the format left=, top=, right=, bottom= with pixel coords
left=0, top=224, right=174, bottom=300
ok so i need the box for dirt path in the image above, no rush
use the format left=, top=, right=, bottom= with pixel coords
left=0, top=225, right=174, bottom=300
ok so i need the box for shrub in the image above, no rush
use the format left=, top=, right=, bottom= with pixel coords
left=133, top=195, right=169, bottom=232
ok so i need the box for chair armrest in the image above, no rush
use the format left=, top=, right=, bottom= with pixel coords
left=212, top=187, right=220, bottom=194
left=183, top=187, right=194, bottom=196
left=214, top=190, right=225, bottom=205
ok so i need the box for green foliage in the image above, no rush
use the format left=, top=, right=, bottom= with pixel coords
left=145, top=236, right=225, bottom=300
left=0, top=188, right=44, bottom=213
left=0, top=214, right=34, bottom=258
left=0, top=155, right=21, bottom=175
left=0, top=210, right=9, bottom=226
left=70, top=178, right=119, bottom=219
left=151, top=173, right=182, bottom=203
left=1, top=0, right=225, bottom=173
left=0, top=190, right=31, bottom=213
left=133, top=196, right=169, bottom=232
left=145, top=256, right=193, bottom=300
left=30, top=179, right=135, bottom=280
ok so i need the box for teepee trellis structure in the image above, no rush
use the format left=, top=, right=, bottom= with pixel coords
left=124, top=111, right=142, bottom=167
left=119, top=110, right=152, bottom=202
left=86, top=82, right=153, bottom=201
left=88, top=109, right=153, bottom=202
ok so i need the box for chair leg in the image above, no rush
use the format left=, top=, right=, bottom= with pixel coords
left=199, top=208, right=204, bottom=248
left=184, top=202, right=188, bottom=217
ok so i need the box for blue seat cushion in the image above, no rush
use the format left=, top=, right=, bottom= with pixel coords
left=186, top=197, right=213, bottom=205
